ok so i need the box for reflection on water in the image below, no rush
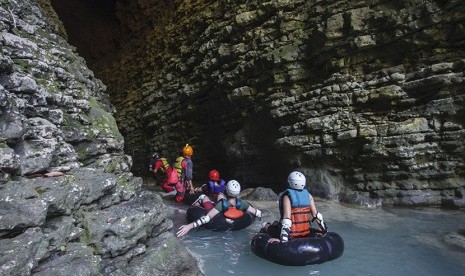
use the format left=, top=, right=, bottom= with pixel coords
left=166, top=198, right=465, bottom=276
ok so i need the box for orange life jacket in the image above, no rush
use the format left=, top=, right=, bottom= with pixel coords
left=279, top=189, right=312, bottom=238
left=290, top=206, right=311, bottom=238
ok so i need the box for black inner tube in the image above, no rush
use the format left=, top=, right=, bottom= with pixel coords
left=186, top=206, right=255, bottom=231
left=251, top=232, right=344, bottom=266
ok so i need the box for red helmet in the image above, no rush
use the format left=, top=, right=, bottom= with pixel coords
left=209, top=170, right=220, bottom=181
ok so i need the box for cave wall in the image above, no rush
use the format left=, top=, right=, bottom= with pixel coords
left=57, top=0, right=465, bottom=207
left=0, top=0, right=201, bottom=274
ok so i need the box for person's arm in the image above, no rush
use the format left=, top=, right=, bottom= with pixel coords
left=184, top=159, right=195, bottom=194
left=310, top=194, right=327, bottom=232
left=176, top=208, right=220, bottom=237
left=280, top=195, right=292, bottom=242
left=153, top=160, right=162, bottom=173
left=246, top=205, right=262, bottom=219
left=194, top=184, right=207, bottom=193
left=187, top=180, right=194, bottom=194
left=310, top=194, right=318, bottom=217
left=216, top=192, right=226, bottom=201
left=268, top=195, right=291, bottom=243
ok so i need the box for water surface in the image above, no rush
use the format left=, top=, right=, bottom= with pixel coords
left=166, top=199, right=465, bottom=276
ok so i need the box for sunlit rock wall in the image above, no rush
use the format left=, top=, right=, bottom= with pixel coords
left=97, top=0, right=465, bottom=207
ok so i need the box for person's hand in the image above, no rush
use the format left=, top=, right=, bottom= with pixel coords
left=255, top=209, right=262, bottom=220
left=177, top=224, right=193, bottom=237
left=189, top=189, right=195, bottom=194
left=314, top=212, right=327, bottom=233
left=267, top=238, right=280, bottom=243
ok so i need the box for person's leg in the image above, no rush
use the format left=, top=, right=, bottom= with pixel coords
left=268, top=221, right=281, bottom=238
left=260, top=221, right=280, bottom=238
left=260, top=222, right=271, bottom=233
left=161, top=180, right=175, bottom=192
left=201, top=196, right=214, bottom=210
left=175, top=181, right=185, bottom=202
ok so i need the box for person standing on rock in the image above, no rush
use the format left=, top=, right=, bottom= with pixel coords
left=173, top=144, right=195, bottom=202
left=260, top=171, right=327, bottom=243
left=177, top=180, right=262, bottom=237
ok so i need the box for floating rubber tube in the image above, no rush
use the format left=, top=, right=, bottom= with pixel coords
left=251, top=232, right=344, bottom=266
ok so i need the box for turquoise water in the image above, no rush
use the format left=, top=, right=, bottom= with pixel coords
left=167, top=199, right=465, bottom=276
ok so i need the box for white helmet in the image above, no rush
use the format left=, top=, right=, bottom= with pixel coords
left=288, top=171, right=306, bottom=190
left=226, top=180, right=241, bottom=197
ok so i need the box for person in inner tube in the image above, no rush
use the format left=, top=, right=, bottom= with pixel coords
left=260, top=171, right=327, bottom=243
left=176, top=180, right=262, bottom=237
left=191, top=169, right=227, bottom=210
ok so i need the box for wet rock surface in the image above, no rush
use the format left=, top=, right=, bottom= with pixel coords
left=444, top=229, right=465, bottom=251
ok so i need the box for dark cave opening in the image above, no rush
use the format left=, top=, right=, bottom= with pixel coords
left=46, top=0, right=308, bottom=190
left=50, top=0, right=121, bottom=70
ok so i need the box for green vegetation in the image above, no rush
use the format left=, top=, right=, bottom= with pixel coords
left=62, top=175, right=76, bottom=186
left=12, top=58, right=30, bottom=71
left=86, top=97, right=124, bottom=142
left=105, top=160, right=118, bottom=173
left=116, top=175, right=130, bottom=187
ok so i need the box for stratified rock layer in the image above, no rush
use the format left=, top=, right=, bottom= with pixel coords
left=94, top=0, right=465, bottom=207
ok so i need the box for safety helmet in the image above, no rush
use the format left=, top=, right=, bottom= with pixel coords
left=182, top=144, right=193, bottom=156
left=209, top=170, right=220, bottom=181
left=287, top=171, right=306, bottom=190
left=152, top=152, right=160, bottom=160
left=226, top=180, right=241, bottom=197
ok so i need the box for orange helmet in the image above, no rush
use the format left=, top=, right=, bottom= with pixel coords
left=209, top=170, right=220, bottom=181
left=182, top=144, right=193, bottom=156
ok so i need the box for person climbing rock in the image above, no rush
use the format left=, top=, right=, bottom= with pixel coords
left=149, top=152, right=178, bottom=195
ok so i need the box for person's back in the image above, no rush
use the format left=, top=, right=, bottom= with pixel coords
left=260, top=171, right=327, bottom=243
left=279, top=188, right=312, bottom=238
left=192, top=170, right=226, bottom=210
left=150, top=153, right=175, bottom=192
left=204, top=170, right=226, bottom=199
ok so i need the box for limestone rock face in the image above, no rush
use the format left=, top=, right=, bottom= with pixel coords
left=84, top=0, right=465, bottom=207
left=0, top=1, right=201, bottom=275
